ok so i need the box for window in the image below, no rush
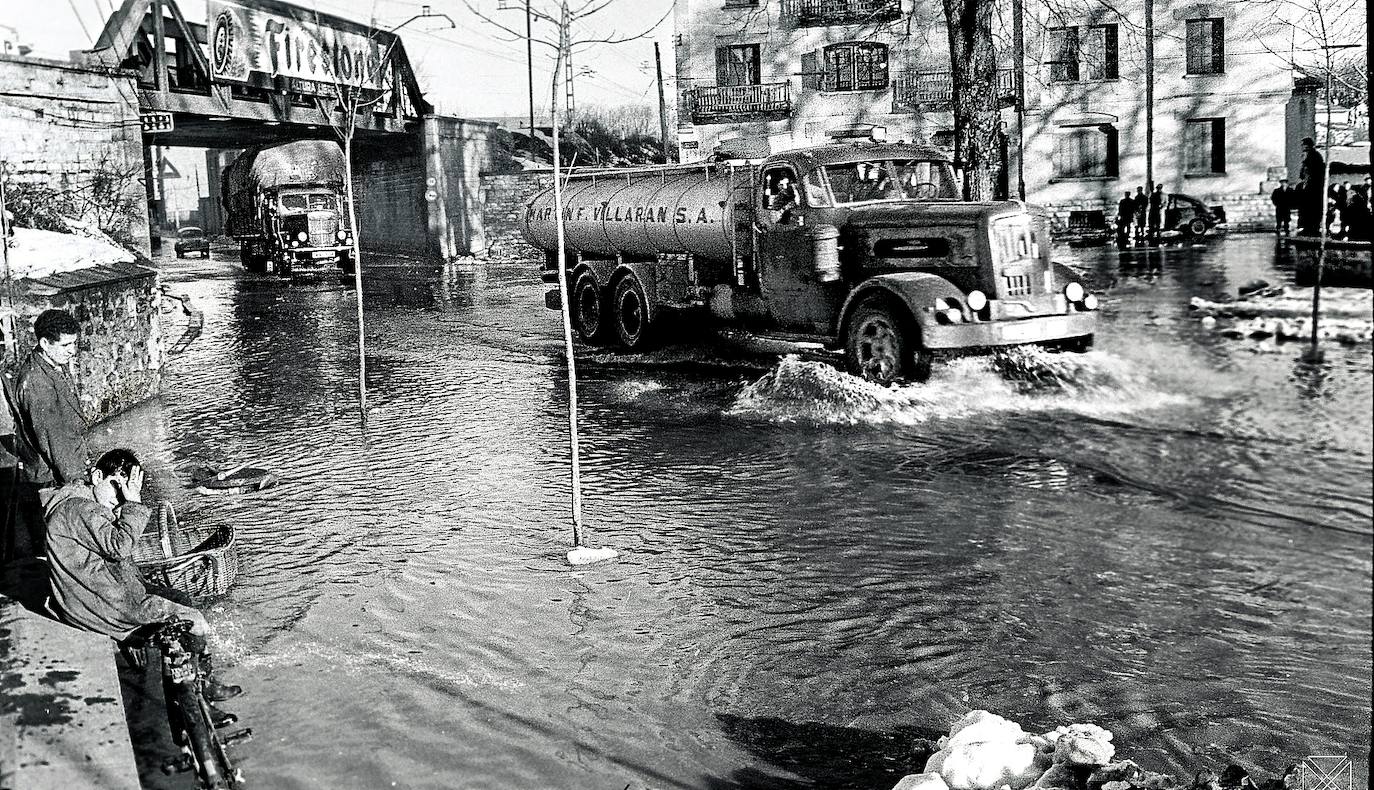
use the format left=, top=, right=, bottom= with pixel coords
left=1048, top=25, right=1117, bottom=81
left=1184, top=118, right=1226, bottom=173
left=1186, top=18, right=1224, bottom=74
left=1048, top=27, right=1079, bottom=81
left=823, top=43, right=889, bottom=91
left=1052, top=125, right=1119, bottom=178
left=716, top=44, right=760, bottom=86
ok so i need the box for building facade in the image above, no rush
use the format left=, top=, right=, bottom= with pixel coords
left=673, top=0, right=972, bottom=160
left=674, top=0, right=1321, bottom=229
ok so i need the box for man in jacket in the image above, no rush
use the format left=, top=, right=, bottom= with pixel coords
left=14, top=308, right=92, bottom=487
left=44, top=448, right=241, bottom=703
left=1271, top=178, right=1291, bottom=235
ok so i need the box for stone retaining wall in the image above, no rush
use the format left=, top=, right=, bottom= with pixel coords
left=481, top=172, right=552, bottom=260
left=3, top=263, right=162, bottom=424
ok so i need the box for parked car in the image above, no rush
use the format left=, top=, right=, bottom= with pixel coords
left=1164, top=194, right=1226, bottom=237
left=173, top=226, right=211, bottom=258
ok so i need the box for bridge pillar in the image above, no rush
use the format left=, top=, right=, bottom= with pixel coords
left=352, top=116, right=497, bottom=262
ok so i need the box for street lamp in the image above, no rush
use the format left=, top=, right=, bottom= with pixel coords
left=388, top=5, right=457, bottom=33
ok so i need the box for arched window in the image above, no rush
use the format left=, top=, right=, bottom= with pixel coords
left=823, top=42, right=889, bottom=91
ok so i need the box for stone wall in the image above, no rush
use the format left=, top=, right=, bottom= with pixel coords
left=480, top=172, right=552, bottom=260
left=3, top=263, right=162, bottom=424
left=0, top=55, right=149, bottom=256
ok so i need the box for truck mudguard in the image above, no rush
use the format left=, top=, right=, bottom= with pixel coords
left=839, top=272, right=968, bottom=338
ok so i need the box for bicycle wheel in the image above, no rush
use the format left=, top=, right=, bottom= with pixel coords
left=170, top=680, right=238, bottom=789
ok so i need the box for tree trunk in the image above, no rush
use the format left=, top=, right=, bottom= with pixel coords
left=943, top=0, right=1000, bottom=201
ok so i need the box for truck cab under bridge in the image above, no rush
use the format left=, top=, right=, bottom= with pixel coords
left=82, top=0, right=493, bottom=259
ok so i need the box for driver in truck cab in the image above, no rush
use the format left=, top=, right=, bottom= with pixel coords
left=765, top=171, right=799, bottom=225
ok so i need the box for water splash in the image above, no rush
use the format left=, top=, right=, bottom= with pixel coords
left=727, top=349, right=1181, bottom=426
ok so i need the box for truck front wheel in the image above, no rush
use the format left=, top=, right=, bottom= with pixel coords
left=573, top=271, right=609, bottom=344
left=844, top=298, right=930, bottom=385
left=612, top=274, right=654, bottom=350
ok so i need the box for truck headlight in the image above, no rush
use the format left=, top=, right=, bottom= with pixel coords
left=336, top=230, right=347, bottom=241
left=966, top=290, right=988, bottom=312
left=1082, top=293, right=1099, bottom=311
left=297, top=231, right=308, bottom=242
left=290, top=240, right=299, bottom=248
left=1064, top=282, right=1085, bottom=303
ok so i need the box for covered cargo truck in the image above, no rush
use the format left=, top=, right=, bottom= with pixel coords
left=519, top=141, right=1100, bottom=384
left=221, top=140, right=355, bottom=278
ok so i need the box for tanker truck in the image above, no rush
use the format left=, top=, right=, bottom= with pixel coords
left=519, top=141, right=1100, bottom=384
left=222, top=140, right=355, bottom=278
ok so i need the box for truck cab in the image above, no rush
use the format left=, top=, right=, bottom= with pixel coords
left=261, top=186, right=354, bottom=277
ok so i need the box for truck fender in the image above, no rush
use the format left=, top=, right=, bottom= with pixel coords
left=1050, top=261, right=1084, bottom=291
left=837, top=272, right=966, bottom=342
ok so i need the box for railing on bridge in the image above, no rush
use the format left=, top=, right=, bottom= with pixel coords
left=783, top=0, right=903, bottom=27
left=891, top=68, right=1016, bottom=112
left=685, top=83, right=793, bottom=124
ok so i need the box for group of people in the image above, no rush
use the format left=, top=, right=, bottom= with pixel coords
left=1272, top=137, right=1372, bottom=241
left=2, top=309, right=240, bottom=712
left=1114, top=184, right=1167, bottom=245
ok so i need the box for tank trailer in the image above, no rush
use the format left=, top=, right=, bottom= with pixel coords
left=519, top=142, right=1099, bottom=383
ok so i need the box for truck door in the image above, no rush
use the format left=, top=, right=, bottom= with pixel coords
left=756, top=164, right=843, bottom=334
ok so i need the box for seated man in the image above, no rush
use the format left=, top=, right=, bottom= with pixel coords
left=43, top=448, right=241, bottom=704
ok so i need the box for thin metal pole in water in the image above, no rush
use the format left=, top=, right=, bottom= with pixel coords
left=550, top=5, right=583, bottom=547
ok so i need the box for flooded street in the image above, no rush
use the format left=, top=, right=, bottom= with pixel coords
left=109, top=235, right=1370, bottom=789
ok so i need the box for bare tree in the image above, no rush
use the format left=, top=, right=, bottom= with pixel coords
left=464, top=0, right=667, bottom=560
left=1255, top=0, right=1368, bottom=361
left=943, top=0, right=1002, bottom=200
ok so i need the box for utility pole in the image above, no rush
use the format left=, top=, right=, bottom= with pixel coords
left=1012, top=0, right=1025, bottom=200
left=1144, top=0, right=1155, bottom=199
left=526, top=0, right=535, bottom=144
left=655, top=41, right=670, bottom=163
left=565, top=46, right=576, bottom=127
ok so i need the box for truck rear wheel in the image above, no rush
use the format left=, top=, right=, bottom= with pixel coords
left=572, top=271, right=609, bottom=344
left=612, top=274, right=653, bottom=350
left=844, top=298, right=930, bottom=385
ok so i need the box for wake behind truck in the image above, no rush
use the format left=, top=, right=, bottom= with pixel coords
left=222, top=140, right=355, bottom=278
left=519, top=141, right=1100, bottom=384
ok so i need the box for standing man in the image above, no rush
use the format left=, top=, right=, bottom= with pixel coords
left=1147, top=184, right=1165, bottom=243
left=1271, top=178, right=1292, bottom=235
left=1132, top=186, right=1148, bottom=242
left=1298, top=137, right=1325, bottom=234
left=13, top=310, right=91, bottom=477
left=1116, top=191, right=1135, bottom=246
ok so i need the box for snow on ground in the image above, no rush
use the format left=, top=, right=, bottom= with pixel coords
left=4, top=227, right=136, bottom=280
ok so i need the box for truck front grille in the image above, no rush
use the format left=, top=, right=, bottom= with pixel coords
left=1004, top=273, right=1033, bottom=296
left=308, top=215, right=339, bottom=247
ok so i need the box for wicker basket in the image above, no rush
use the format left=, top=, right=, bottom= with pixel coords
left=132, top=501, right=239, bottom=603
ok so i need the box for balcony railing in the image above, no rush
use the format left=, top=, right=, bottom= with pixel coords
left=784, top=0, right=903, bottom=26
left=892, top=68, right=1016, bottom=112
left=686, top=83, right=792, bottom=123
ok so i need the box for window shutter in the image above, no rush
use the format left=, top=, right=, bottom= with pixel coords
left=1067, top=28, right=1080, bottom=81
left=801, top=50, right=820, bottom=90
left=716, top=47, right=729, bottom=85
left=1211, top=119, right=1226, bottom=172
left=1211, top=19, right=1225, bottom=73
left=1104, top=25, right=1119, bottom=79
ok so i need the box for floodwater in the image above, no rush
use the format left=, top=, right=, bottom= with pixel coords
left=108, top=234, right=1370, bottom=790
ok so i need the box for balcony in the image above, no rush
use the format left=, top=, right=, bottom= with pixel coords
left=784, top=0, right=903, bottom=27
left=892, top=68, right=1016, bottom=112
left=685, top=83, right=792, bottom=124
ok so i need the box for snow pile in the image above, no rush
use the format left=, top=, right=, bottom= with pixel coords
left=4, top=226, right=136, bottom=280
left=893, top=711, right=1174, bottom=790
left=1191, top=285, right=1373, bottom=346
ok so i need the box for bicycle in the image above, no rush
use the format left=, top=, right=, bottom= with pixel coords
left=124, top=619, right=251, bottom=789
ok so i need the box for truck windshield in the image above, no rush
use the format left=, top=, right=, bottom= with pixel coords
left=823, top=159, right=959, bottom=204
left=280, top=194, right=337, bottom=211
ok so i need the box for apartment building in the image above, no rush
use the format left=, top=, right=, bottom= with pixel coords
left=674, top=0, right=1321, bottom=226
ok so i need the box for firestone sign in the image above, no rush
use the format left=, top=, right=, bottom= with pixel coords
left=208, top=0, right=386, bottom=91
